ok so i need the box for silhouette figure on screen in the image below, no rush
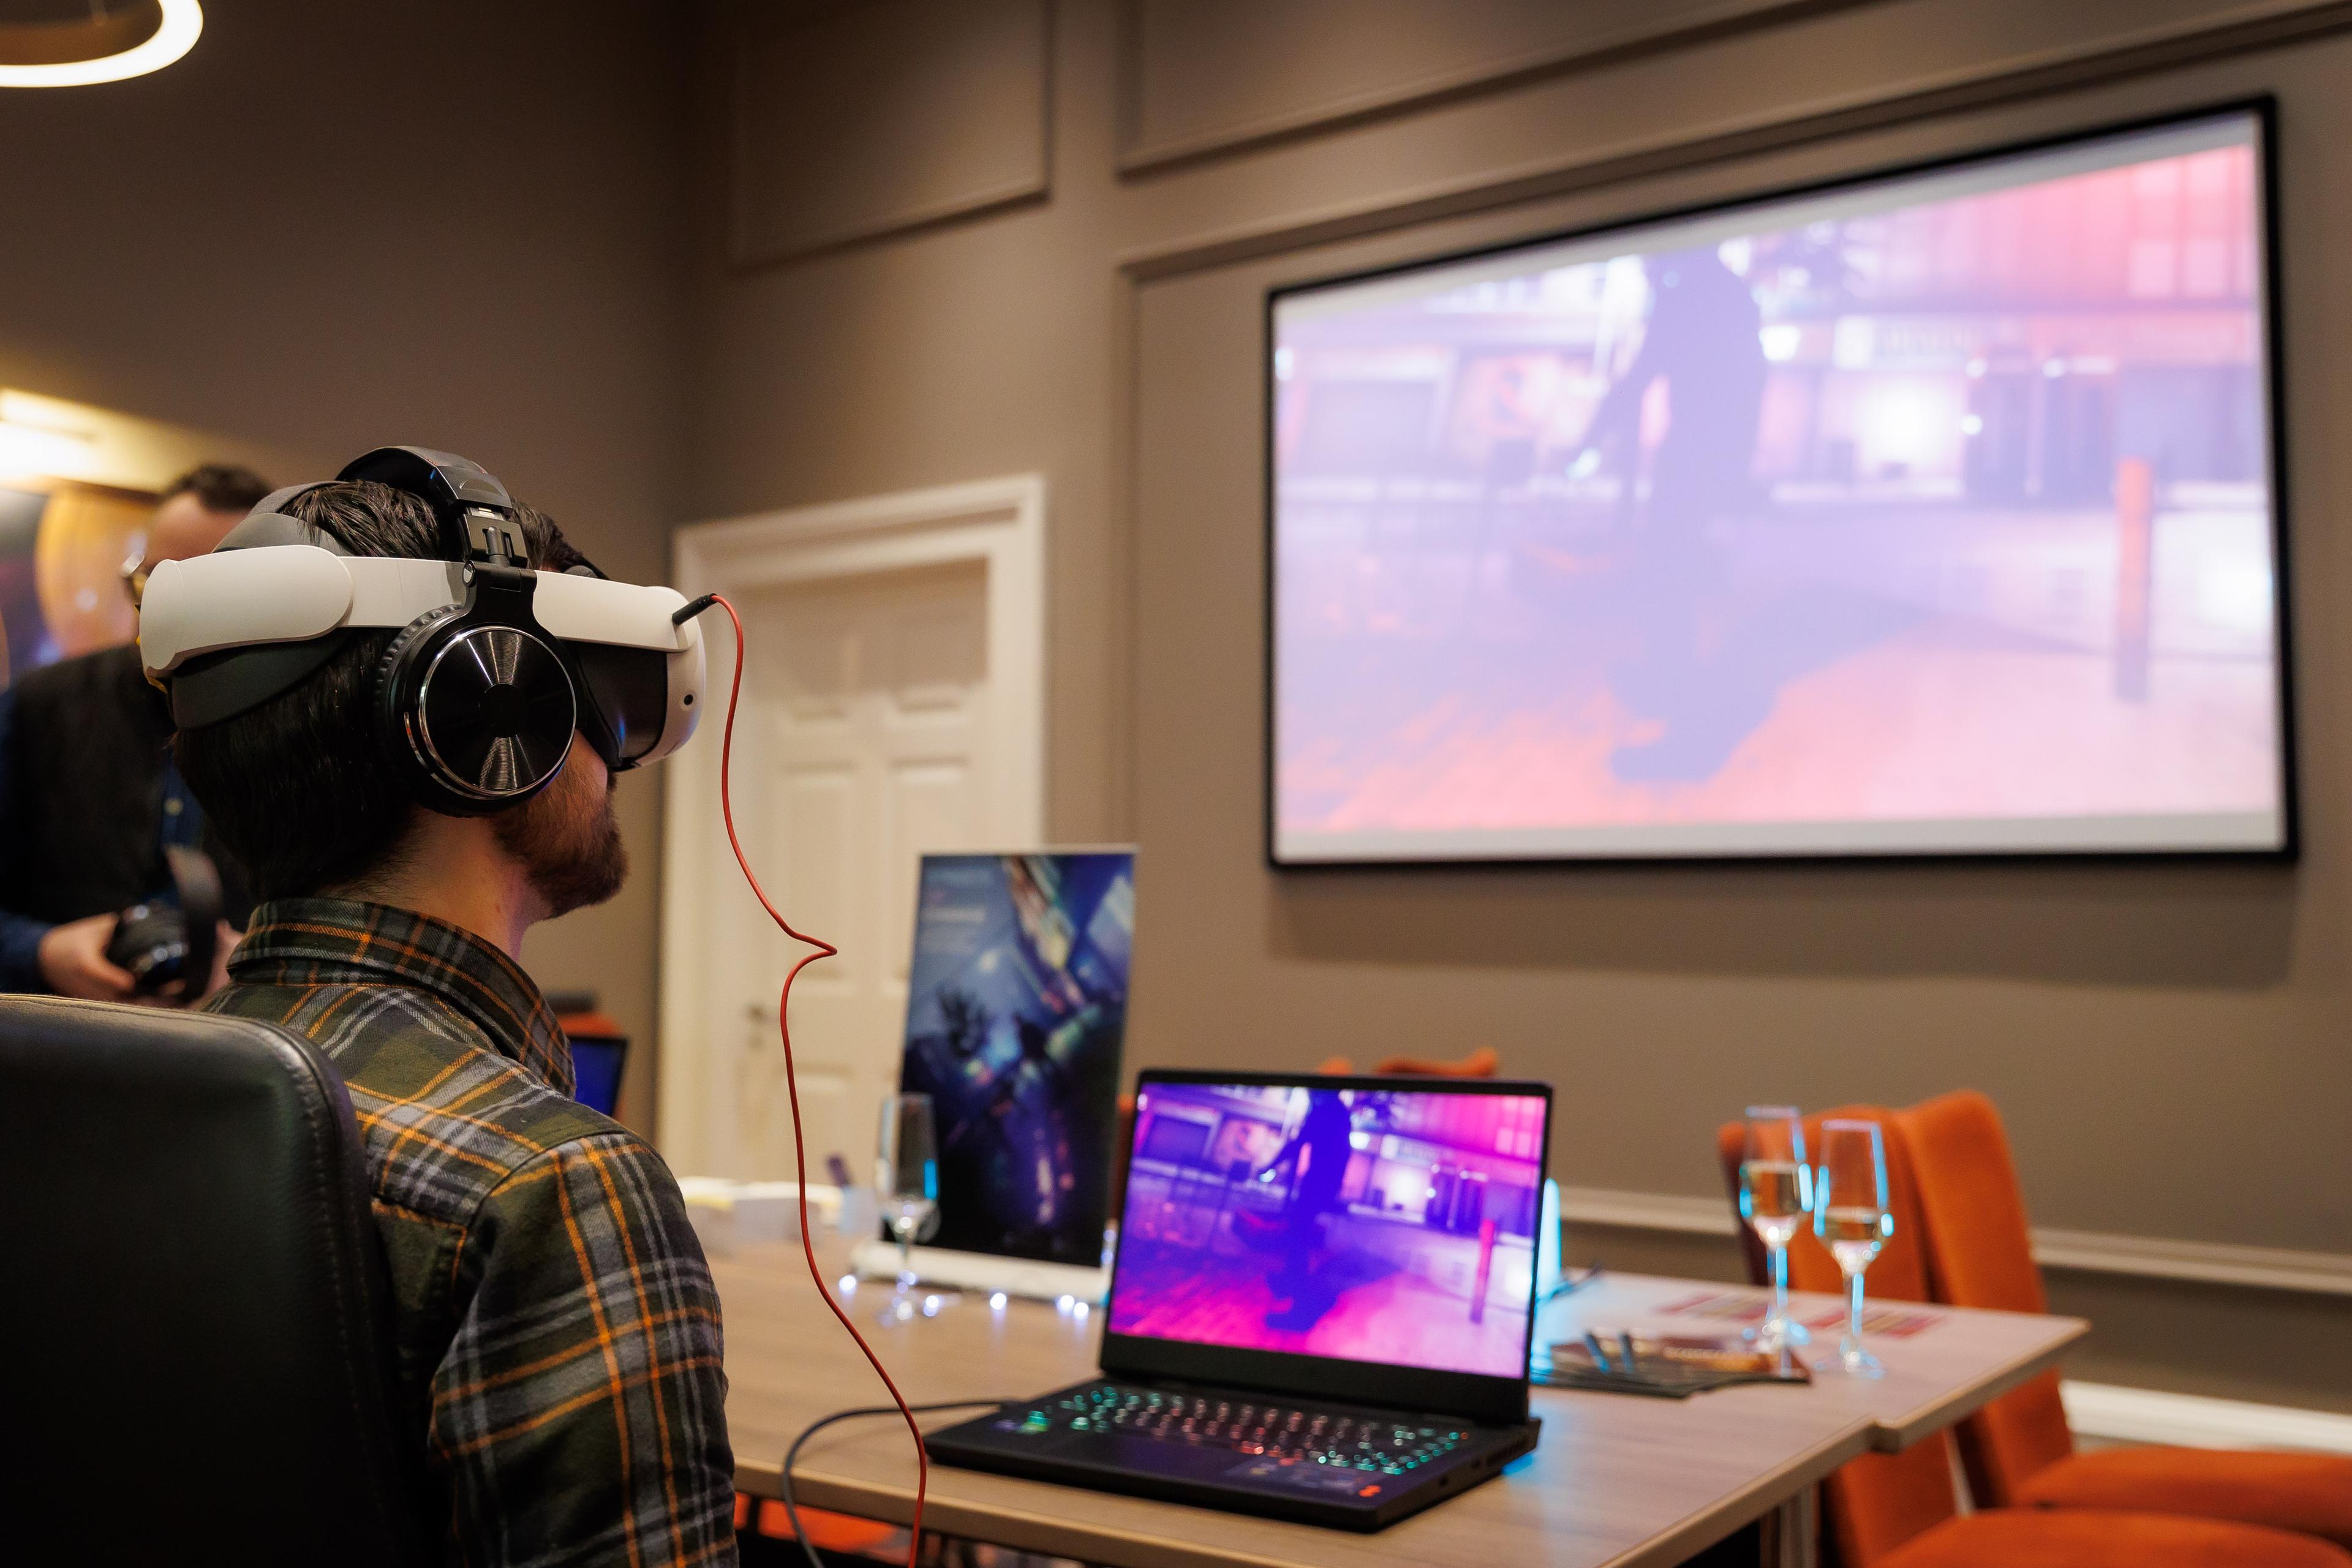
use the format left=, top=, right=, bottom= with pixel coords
left=1256, top=1091, right=1356, bottom=1333
left=1564, top=247, right=1786, bottom=783
left=1572, top=246, right=1767, bottom=541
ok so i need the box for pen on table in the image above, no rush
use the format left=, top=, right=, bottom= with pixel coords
left=1542, top=1262, right=1606, bottom=1303
left=1583, top=1330, right=1615, bottom=1374
left=1618, top=1330, right=1640, bottom=1374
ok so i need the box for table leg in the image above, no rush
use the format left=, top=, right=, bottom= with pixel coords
left=1758, top=1485, right=1817, bottom=1568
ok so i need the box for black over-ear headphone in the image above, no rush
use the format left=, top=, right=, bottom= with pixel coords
left=344, top=447, right=579, bottom=817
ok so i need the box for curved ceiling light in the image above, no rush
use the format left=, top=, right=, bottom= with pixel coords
left=0, top=0, right=202, bottom=89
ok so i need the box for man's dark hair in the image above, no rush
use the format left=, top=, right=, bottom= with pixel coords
left=175, top=480, right=578, bottom=900
left=161, top=462, right=273, bottom=515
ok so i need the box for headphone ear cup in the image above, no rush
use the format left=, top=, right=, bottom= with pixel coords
left=375, top=609, right=576, bottom=818
left=377, top=608, right=481, bottom=817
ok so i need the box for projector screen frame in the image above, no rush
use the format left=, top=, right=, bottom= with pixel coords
left=1261, top=94, right=2298, bottom=872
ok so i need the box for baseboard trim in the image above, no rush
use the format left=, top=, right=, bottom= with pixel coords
left=2062, top=1381, right=2352, bottom=1455
left=1557, top=1185, right=2352, bottom=1297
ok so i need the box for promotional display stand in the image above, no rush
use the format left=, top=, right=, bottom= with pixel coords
left=858, top=850, right=1136, bottom=1303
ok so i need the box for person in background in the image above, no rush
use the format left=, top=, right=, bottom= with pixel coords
left=0, top=462, right=270, bottom=997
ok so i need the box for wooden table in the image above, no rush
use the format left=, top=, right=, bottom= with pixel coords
left=1543, top=1275, right=2084, bottom=1455
left=712, top=1244, right=2083, bottom=1568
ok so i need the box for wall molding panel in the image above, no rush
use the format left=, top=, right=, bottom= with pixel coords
left=1115, top=0, right=2352, bottom=281
left=1112, top=0, right=1869, bottom=176
left=1555, top=1186, right=2352, bottom=1298
left=730, top=0, right=1052, bottom=267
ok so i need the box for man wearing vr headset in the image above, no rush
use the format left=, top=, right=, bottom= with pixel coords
left=146, top=450, right=734, bottom=1567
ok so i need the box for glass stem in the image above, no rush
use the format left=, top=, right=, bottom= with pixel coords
left=1770, top=1243, right=1790, bottom=1321
left=1846, top=1267, right=1865, bottom=1350
left=897, top=1223, right=913, bottom=1286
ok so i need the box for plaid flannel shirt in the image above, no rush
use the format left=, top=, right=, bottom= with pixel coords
left=206, top=897, right=737, bottom=1567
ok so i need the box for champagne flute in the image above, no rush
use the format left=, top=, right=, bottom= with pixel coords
left=876, top=1093, right=941, bottom=1325
left=1814, top=1118, right=1893, bottom=1378
left=1738, top=1105, right=1812, bottom=1350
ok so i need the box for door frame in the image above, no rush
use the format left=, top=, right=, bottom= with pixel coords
left=657, top=473, right=1048, bottom=1169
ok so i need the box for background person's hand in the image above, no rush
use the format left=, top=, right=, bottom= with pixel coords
left=145, top=921, right=244, bottom=1008
left=37, top=913, right=135, bottom=1001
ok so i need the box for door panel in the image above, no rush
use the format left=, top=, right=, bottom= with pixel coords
left=716, top=560, right=995, bottom=1178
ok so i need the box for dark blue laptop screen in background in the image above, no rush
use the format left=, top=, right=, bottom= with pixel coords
left=571, top=1039, right=626, bottom=1118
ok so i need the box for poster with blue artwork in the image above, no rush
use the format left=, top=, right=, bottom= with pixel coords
left=897, top=850, right=1136, bottom=1267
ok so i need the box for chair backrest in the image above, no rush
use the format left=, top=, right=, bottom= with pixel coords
left=1893, top=1090, right=2076, bottom=1506
left=0, top=997, right=430, bottom=1565
left=1372, top=1046, right=1501, bottom=1078
left=1713, top=1120, right=1773, bottom=1286
left=1713, top=1106, right=1959, bottom=1566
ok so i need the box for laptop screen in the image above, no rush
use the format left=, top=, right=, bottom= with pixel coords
left=570, top=1038, right=626, bottom=1117
left=1107, top=1079, right=1550, bottom=1380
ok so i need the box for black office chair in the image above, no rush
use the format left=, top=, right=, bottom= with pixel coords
left=0, top=996, right=431, bottom=1565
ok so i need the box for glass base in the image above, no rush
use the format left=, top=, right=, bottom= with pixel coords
left=1831, top=1343, right=1885, bottom=1378
left=878, top=1284, right=960, bottom=1325
left=1743, top=1314, right=1812, bottom=1350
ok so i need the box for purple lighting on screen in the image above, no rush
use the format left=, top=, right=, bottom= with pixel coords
left=1108, top=1085, right=1547, bottom=1379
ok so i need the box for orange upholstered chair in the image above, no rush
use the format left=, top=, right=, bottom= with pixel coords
left=1880, top=1512, right=2350, bottom=1567
left=1711, top=1110, right=2351, bottom=1568
left=1896, top=1091, right=2352, bottom=1550
left=733, top=1492, right=896, bottom=1556
left=1316, top=1047, right=1502, bottom=1077
left=1374, top=1045, right=1501, bottom=1077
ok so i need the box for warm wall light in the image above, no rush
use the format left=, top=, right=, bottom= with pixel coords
left=0, top=418, right=96, bottom=483
left=0, top=0, right=201, bottom=89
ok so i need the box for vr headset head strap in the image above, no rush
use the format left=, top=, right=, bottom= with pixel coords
left=213, top=483, right=345, bottom=554
left=337, top=445, right=527, bottom=568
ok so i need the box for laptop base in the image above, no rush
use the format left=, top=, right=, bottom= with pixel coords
left=925, top=1378, right=1539, bottom=1532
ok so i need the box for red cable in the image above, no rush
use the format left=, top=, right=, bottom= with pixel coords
left=707, top=594, right=929, bottom=1566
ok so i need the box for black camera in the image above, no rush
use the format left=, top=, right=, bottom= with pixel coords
left=104, top=846, right=222, bottom=1000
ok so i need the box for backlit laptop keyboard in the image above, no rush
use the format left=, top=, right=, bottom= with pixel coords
left=1001, top=1381, right=1472, bottom=1474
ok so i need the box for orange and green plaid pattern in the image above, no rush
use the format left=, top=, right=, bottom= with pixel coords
left=207, top=897, right=737, bottom=1567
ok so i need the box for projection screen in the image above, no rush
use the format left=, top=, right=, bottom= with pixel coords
left=1268, top=105, right=2291, bottom=865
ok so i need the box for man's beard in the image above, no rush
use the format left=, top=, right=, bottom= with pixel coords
left=494, top=753, right=628, bottom=918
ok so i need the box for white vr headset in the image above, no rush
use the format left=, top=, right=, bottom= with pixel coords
left=139, top=446, right=704, bottom=816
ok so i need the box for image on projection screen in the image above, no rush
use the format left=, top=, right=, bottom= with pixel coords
left=1269, top=108, right=2290, bottom=863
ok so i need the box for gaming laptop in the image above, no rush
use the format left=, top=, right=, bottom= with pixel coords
left=926, top=1069, right=1553, bottom=1530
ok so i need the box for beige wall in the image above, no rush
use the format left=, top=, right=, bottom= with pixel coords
left=0, top=0, right=690, bottom=1127
left=688, top=0, right=2352, bottom=1409
left=6, top=0, right=2335, bottom=1414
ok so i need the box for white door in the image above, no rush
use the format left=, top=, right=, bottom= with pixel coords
left=660, top=477, right=1046, bottom=1182
left=734, top=562, right=992, bottom=1178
